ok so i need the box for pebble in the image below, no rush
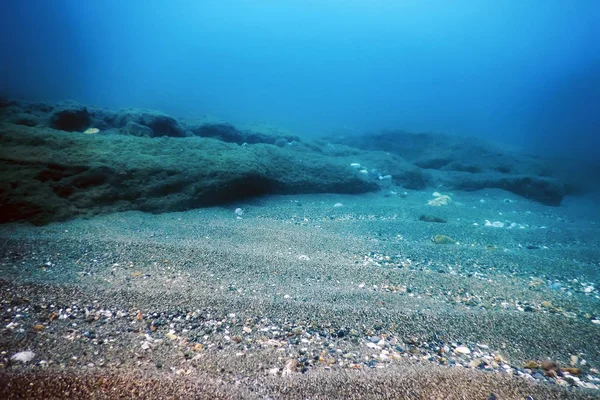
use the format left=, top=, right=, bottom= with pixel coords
left=454, top=346, right=471, bottom=355
left=11, top=351, right=35, bottom=363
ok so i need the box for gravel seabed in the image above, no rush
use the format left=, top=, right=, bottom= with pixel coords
left=1, top=188, right=599, bottom=399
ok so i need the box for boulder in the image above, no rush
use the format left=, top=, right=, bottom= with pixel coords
left=121, top=121, right=154, bottom=137
left=115, top=110, right=188, bottom=137
left=49, top=107, right=91, bottom=132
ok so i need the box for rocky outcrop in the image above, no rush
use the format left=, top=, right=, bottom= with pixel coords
left=49, top=106, right=91, bottom=132
left=328, top=130, right=567, bottom=206
left=0, top=121, right=378, bottom=224
left=0, top=99, right=582, bottom=224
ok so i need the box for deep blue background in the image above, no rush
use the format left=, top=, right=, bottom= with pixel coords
left=1, top=1, right=598, bottom=161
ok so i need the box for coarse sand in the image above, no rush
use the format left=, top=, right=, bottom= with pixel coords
left=1, top=189, right=599, bottom=399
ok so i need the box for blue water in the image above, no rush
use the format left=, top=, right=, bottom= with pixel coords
left=1, top=1, right=598, bottom=160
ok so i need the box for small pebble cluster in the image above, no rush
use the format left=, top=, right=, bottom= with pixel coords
left=1, top=299, right=599, bottom=390
left=360, top=252, right=600, bottom=325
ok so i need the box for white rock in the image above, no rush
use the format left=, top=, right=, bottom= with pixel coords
left=234, top=208, right=244, bottom=216
left=432, top=192, right=442, bottom=197
left=350, top=163, right=361, bottom=169
left=333, top=203, right=344, bottom=208
left=454, top=346, right=471, bottom=355
left=484, top=220, right=504, bottom=228
left=11, top=351, right=35, bottom=363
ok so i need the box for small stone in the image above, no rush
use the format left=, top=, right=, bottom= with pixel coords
left=284, top=359, right=299, bottom=375
left=243, top=326, right=252, bottom=334
left=570, top=355, right=578, bottom=366
left=540, top=301, right=552, bottom=308
left=369, top=336, right=381, bottom=343
left=428, top=195, right=451, bottom=206
left=433, top=235, right=456, bottom=245
left=524, top=361, right=539, bottom=369
left=454, top=346, right=471, bottom=355
left=545, top=369, right=558, bottom=378
left=540, top=360, right=558, bottom=371
left=32, top=324, right=45, bottom=331
left=561, top=367, right=582, bottom=375
left=419, top=215, right=447, bottom=223
left=11, top=351, right=35, bottom=363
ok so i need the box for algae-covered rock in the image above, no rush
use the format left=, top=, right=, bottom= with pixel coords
left=50, top=107, right=91, bottom=132
left=419, top=215, right=447, bottom=223
left=0, top=122, right=378, bottom=224
left=433, top=235, right=456, bottom=244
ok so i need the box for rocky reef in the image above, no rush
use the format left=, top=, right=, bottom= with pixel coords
left=0, top=99, right=575, bottom=224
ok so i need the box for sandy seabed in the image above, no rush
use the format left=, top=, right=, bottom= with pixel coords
left=0, top=189, right=599, bottom=399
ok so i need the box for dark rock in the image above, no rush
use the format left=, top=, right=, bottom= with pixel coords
left=0, top=122, right=378, bottom=225
left=327, top=130, right=567, bottom=204
left=122, top=121, right=154, bottom=137
left=416, top=157, right=451, bottom=169
left=419, top=215, right=447, bottom=223
left=449, top=174, right=564, bottom=206
left=50, top=107, right=91, bottom=132
left=394, top=168, right=428, bottom=190
left=9, top=115, right=39, bottom=127
left=115, top=110, right=188, bottom=137
left=191, top=123, right=246, bottom=143
left=190, top=123, right=299, bottom=146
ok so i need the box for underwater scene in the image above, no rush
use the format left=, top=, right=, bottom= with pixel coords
left=0, top=1, right=599, bottom=399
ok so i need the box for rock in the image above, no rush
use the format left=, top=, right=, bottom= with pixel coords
left=50, top=107, right=91, bottom=132
left=190, top=123, right=299, bottom=146
left=450, top=175, right=564, bottom=206
left=433, top=235, right=456, bottom=245
left=427, top=195, right=452, bottom=206
left=0, top=122, right=379, bottom=224
left=9, top=114, right=39, bottom=127
left=524, top=360, right=540, bottom=369
left=284, top=359, right=299, bottom=375
left=116, top=110, right=188, bottom=137
left=541, top=360, right=559, bottom=371
left=419, top=214, right=447, bottom=223
left=11, top=351, right=35, bottom=363
left=122, top=121, right=154, bottom=137
left=561, top=367, right=582, bottom=375
left=191, top=123, right=246, bottom=143
left=570, top=355, right=578, bottom=366
left=327, top=130, right=570, bottom=205
left=454, top=346, right=471, bottom=355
